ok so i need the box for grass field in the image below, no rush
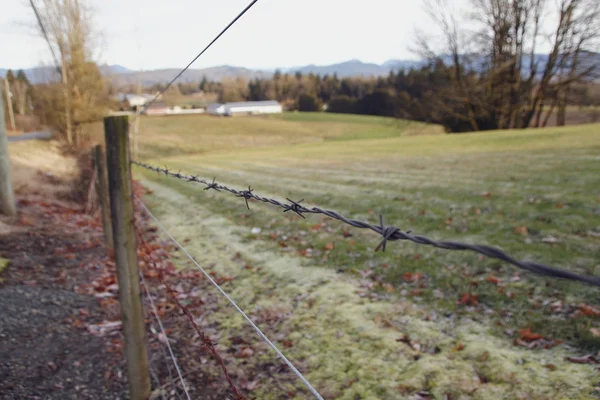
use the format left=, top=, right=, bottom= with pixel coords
left=134, top=112, right=600, bottom=399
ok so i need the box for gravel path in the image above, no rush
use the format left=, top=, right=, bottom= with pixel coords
left=0, top=202, right=128, bottom=400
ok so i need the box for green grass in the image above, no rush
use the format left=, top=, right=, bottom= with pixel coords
left=135, top=115, right=600, bottom=399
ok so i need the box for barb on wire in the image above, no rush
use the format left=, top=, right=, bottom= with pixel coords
left=132, top=161, right=600, bottom=288
left=142, top=0, right=260, bottom=112
left=284, top=198, right=306, bottom=219
left=136, top=198, right=325, bottom=400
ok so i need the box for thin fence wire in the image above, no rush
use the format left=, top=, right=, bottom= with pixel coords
left=140, top=273, right=192, bottom=400
left=132, top=161, right=600, bottom=288
left=142, top=0, right=260, bottom=112
left=136, top=198, right=325, bottom=400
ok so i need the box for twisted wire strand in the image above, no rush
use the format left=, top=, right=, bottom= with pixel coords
left=132, top=161, right=600, bottom=287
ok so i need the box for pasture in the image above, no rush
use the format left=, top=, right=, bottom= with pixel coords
left=134, top=113, right=600, bottom=399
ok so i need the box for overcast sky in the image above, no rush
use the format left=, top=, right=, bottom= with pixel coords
left=1, top=0, right=456, bottom=71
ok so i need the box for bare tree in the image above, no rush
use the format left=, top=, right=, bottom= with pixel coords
left=29, top=0, right=106, bottom=145
left=417, top=0, right=600, bottom=131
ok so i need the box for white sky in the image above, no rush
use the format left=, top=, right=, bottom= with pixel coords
left=1, top=0, right=448, bottom=71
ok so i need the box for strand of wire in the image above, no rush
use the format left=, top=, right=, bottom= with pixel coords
left=142, top=0, right=260, bottom=112
left=140, top=273, right=192, bottom=400
left=132, top=161, right=600, bottom=288
left=136, top=198, right=325, bottom=400
left=144, top=281, right=184, bottom=400
left=28, top=0, right=62, bottom=75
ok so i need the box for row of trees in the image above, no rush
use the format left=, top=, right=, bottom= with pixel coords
left=178, top=0, right=598, bottom=132
left=4, top=70, right=32, bottom=117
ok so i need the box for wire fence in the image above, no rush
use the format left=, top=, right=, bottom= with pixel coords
left=89, top=0, right=600, bottom=397
left=132, top=161, right=600, bottom=288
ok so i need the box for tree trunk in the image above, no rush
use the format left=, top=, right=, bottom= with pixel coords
left=61, top=53, right=73, bottom=145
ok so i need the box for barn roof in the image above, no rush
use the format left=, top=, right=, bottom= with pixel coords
left=225, top=100, right=281, bottom=108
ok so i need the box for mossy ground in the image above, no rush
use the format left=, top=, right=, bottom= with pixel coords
left=134, top=116, right=600, bottom=399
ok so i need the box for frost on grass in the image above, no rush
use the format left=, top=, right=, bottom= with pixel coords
left=141, top=178, right=598, bottom=400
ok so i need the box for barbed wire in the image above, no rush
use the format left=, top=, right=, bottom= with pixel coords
left=136, top=198, right=325, bottom=400
left=132, top=160, right=600, bottom=288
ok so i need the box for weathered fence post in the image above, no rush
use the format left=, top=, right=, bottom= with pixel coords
left=0, top=88, right=16, bottom=216
left=104, top=116, right=150, bottom=400
left=92, top=144, right=113, bottom=249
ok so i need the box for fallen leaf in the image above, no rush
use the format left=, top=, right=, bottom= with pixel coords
left=487, top=275, right=501, bottom=285
left=458, top=293, right=479, bottom=306
left=590, top=328, right=600, bottom=337
left=544, top=363, right=557, bottom=371
left=556, top=202, right=564, bottom=208
left=480, top=351, right=489, bottom=362
left=566, top=354, right=599, bottom=364
left=453, top=342, right=465, bottom=351
left=482, top=191, right=492, bottom=198
left=323, top=243, right=335, bottom=251
left=514, top=226, right=529, bottom=236
left=519, top=327, right=543, bottom=342
left=579, top=304, right=600, bottom=317
left=235, top=347, right=254, bottom=358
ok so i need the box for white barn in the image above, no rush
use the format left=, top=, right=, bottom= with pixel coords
left=207, top=103, right=226, bottom=115
left=224, top=100, right=282, bottom=116
left=207, top=101, right=283, bottom=116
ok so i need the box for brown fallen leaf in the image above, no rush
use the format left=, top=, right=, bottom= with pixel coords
left=519, top=327, right=543, bottom=342
left=480, top=351, right=489, bottom=362
left=579, top=304, right=600, bottom=317
left=544, top=363, right=557, bottom=371
left=514, top=226, right=529, bottom=236
left=323, top=243, right=335, bottom=251
left=453, top=342, right=465, bottom=352
left=590, top=328, right=600, bottom=337
left=235, top=347, right=254, bottom=358
left=566, top=354, right=599, bottom=364
left=487, top=275, right=501, bottom=285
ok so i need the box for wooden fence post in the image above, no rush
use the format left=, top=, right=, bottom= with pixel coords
left=0, top=87, right=16, bottom=216
left=92, top=144, right=113, bottom=249
left=104, top=116, right=150, bottom=400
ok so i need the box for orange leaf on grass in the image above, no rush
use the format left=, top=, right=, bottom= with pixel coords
left=487, top=275, right=501, bottom=285
left=519, top=327, right=543, bottom=342
left=579, top=304, right=600, bottom=317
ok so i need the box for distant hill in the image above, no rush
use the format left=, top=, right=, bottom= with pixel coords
left=2, top=53, right=598, bottom=85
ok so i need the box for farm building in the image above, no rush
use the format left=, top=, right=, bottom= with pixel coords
left=143, top=101, right=170, bottom=116
left=115, top=93, right=155, bottom=109
left=143, top=102, right=205, bottom=116
left=206, top=101, right=283, bottom=116
left=207, top=103, right=226, bottom=115
left=225, top=100, right=282, bottom=116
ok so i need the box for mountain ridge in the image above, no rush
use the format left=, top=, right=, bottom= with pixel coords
left=2, top=53, right=598, bottom=85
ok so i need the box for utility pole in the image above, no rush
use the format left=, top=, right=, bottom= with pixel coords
left=0, top=90, right=16, bottom=216
left=4, top=78, right=16, bottom=131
